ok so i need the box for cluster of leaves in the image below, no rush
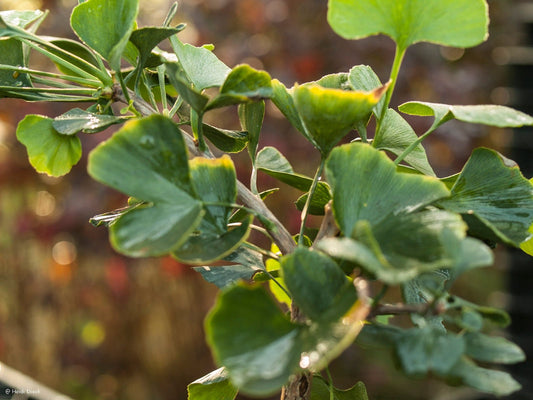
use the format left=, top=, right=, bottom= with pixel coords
left=2, top=0, right=533, bottom=399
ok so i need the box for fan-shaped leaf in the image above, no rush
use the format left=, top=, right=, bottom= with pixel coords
left=328, top=0, right=489, bottom=50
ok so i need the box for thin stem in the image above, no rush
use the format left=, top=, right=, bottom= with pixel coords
left=0, top=86, right=95, bottom=96
left=20, top=39, right=102, bottom=83
left=298, top=158, right=326, bottom=246
left=168, top=96, right=184, bottom=118
left=394, top=123, right=438, bottom=166
left=267, top=271, right=292, bottom=300
left=158, top=65, right=168, bottom=112
left=376, top=45, right=407, bottom=130
left=0, top=64, right=101, bottom=87
left=241, top=241, right=280, bottom=260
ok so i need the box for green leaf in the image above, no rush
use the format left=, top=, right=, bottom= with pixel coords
left=310, top=376, right=369, bottom=400
left=438, top=148, right=533, bottom=246
left=293, top=83, right=387, bottom=155
left=53, top=108, right=128, bottom=135
left=450, top=357, right=522, bottom=396
left=327, top=0, right=489, bottom=50
left=463, top=332, right=525, bottom=364
left=188, top=368, right=238, bottom=400
left=295, top=183, right=332, bottom=216
left=281, top=248, right=357, bottom=323
left=395, top=327, right=465, bottom=376
left=325, top=143, right=449, bottom=237
left=170, top=38, right=230, bottom=90
left=172, top=156, right=252, bottom=264
left=88, top=115, right=204, bottom=256
left=270, top=79, right=308, bottom=139
left=256, top=146, right=330, bottom=192
left=239, top=100, right=265, bottom=162
left=205, top=284, right=301, bottom=396
left=174, top=216, right=253, bottom=264
left=373, top=109, right=435, bottom=176
left=108, top=201, right=203, bottom=257
left=190, top=156, right=238, bottom=233
left=317, top=210, right=466, bottom=285
left=313, top=72, right=350, bottom=90
left=207, top=64, right=273, bottom=110
left=171, top=76, right=209, bottom=113
left=348, top=65, right=386, bottom=118
left=0, top=38, right=33, bottom=90
left=130, top=26, right=183, bottom=69
left=193, top=247, right=265, bottom=288
left=16, top=115, right=82, bottom=177
left=71, top=0, right=139, bottom=70
left=202, top=124, right=248, bottom=153
left=0, top=10, right=44, bottom=29
left=400, top=101, right=533, bottom=129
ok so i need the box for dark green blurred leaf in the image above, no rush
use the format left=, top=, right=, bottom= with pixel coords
left=464, top=332, right=525, bottom=364
left=16, top=115, right=81, bottom=177
left=395, top=327, right=465, bottom=376
left=450, top=357, right=522, bottom=396
left=438, top=148, right=533, bottom=246
left=188, top=368, right=238, bottom=400
left=281, top=247, right=357, bottom=323
left=205, top=284, right=302, bottom=397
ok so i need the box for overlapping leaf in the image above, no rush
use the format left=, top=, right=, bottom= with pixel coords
left=293, top=83, right=387, bottom=155
left=88, top=115, right=204, bottom=256
left=319, top=143, right=471, bottom=284
left=281, top=248, right=357, bottom=323
left=53, top=108, right=128, bottom=135
left=173, top=156, right=252, bottom=264
left=438, top=148, right=533, bottom=246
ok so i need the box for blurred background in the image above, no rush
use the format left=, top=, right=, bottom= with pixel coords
left=0, top=0, right=532, bottom=399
